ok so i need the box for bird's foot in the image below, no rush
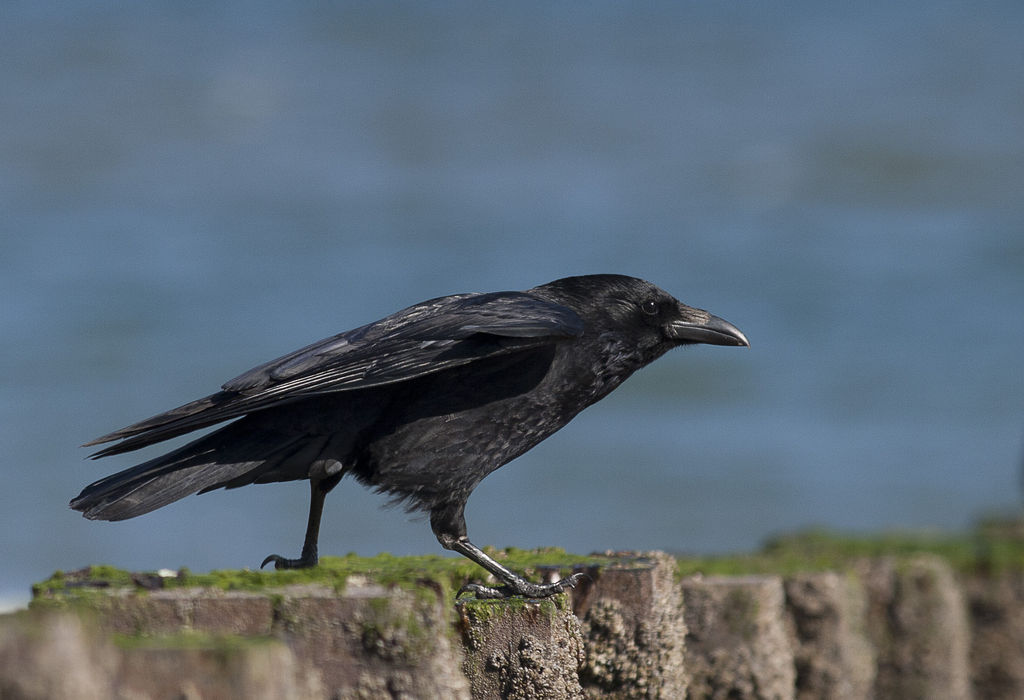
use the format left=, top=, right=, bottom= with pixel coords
left=260, top=552, right=318, bottom=570
left=457, top=572, right=588, bottom=600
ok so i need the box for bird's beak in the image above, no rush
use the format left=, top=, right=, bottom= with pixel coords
left=666, top=311, right=749, bottom=347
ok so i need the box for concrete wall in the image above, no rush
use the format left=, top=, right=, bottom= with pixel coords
left=4, top=549, right=1024, bottom=699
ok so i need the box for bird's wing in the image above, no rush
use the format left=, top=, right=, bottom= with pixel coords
left=221, top=291, right=583, bottom=394
left=85, top=291, right=584, bottom=455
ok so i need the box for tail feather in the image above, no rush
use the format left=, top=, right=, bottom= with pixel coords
left=83, top=390, right=311, bottom=458
left=83, top=392, right=242, bottom=457
left=82, top=392, right=228, bottom=446
left=71, top=421, right=311, bottom=521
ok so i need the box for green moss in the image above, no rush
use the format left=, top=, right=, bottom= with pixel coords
left=456, top=590, right=569, bottom=627
left=760, top=524, right=1024, bottom=574
left=32, top=565, right=134, bottom=597
left=458, top=594, right=535, bottom=630
left=112, top=630, right=275, bottom=652
left=537, top=593, right=570, bottom=619
left=357, top=600, right=438, bottom=664
left=722, top=588, right=759, bottom=640
left=675, top=518, right=1024, bottom=579
left=457, top=596, right=516, bottom=627
left=31, top=566, right=137, bottom=611
left=32, top=548, right=609, bottom=611
left=37, top=518, right=1024, bottom=612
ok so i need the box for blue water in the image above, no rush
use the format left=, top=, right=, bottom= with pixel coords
left=2, top=2, right=1023, bottom=609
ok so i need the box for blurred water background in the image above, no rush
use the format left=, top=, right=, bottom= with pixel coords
left=2, top=2, right=1023, bottom=610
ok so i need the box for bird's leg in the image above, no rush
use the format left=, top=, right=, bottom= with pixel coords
left=261, top=475, right=341, bottom=570
left=431, top=504, right=587, bottom=599
left=449, top=536, right=588, bottom=599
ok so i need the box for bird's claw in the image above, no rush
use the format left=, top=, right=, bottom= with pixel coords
left=260, top=553, right=317, bottom=570
left=457, top=583, right=510, bottom=599
left=457, top=572, right=588, bottom=600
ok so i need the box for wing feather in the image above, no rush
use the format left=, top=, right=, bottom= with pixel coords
left=85, top=291, right=583, bottom=456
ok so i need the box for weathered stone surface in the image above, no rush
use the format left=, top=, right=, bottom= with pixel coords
left=859, top=555, right=971, bottom=700
left=0, top=612, right=118, bottom=700
left=17, top=580, right=468, bottom=699
left=117, top=643, right=323, bottom=700
left=457, top=595, right=585, bottom=699
left=682, top=574, right=795, bottom=700
left=963, top=571, right=1024, bottom=699
left=783, top=571, right=875, bottom=700
left=572, top=551, right=687, bottom=698
left=17, top=542, right=1024, bottom=699
left=0, top=610, right=319, bottom=700
left=279, top=581, right=470, bottom=700
left=87, top=588, right=275, bottom=636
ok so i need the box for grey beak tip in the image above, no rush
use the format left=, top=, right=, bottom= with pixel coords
left=669, top=313, right=749, bottom=347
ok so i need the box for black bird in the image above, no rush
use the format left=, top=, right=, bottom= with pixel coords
left=72, top=274, right=748, bottom=598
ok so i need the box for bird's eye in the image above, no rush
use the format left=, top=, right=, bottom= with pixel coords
left=640, top=300, right=659, bottom=316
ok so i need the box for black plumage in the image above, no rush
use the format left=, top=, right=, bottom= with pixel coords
left=72, top=274, right=747, bottom=597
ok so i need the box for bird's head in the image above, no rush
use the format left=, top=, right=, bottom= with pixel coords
left=536, top=274, right=748, bottom=362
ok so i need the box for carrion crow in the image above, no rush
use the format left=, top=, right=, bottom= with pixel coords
left=72, top=274, right=748, bottom=598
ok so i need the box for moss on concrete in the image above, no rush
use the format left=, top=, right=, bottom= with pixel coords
left=111, top=630, right=276, bottom=652
left=456, top=590, right=569, bottom=628
left=675, top=517, right=1024, bottom=579
left=34, top=517, right=1024, bottom=612
left=32, top=547, right=609, bottom=611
